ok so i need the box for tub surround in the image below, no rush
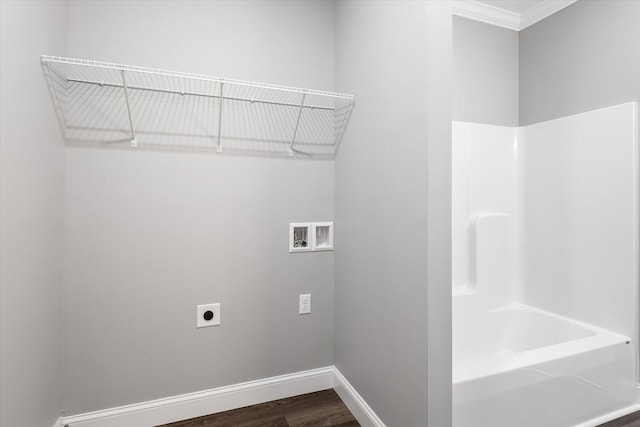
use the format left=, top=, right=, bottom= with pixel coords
left=452, top=102, right=639, bottom=426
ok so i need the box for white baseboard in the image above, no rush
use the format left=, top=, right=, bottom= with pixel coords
left=60, top=366, right=384, bottom=427
left=333, top=368, right=386, bottom=427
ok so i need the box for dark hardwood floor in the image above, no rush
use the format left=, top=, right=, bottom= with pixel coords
left=155, top=388, right=640, bottom=427
left=156, top=389, right=360, bottom=427
left=599, top=411, right=640, bottom=427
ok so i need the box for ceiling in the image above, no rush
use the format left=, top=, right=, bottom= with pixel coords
left=475, top=1, right=548, bottom=15
left=452, top=0, right=579, bottom=31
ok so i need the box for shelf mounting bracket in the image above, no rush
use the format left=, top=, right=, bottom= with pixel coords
left=289, top=92, right=307, bottom=156
left=217, top=82, right=224, bottom=153
left=120, top=69, right=137, bottom=148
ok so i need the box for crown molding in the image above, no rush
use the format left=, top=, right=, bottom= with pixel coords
left=452, top=0, right=579, bottom=32
left=452, top=0, right=520, bottom=31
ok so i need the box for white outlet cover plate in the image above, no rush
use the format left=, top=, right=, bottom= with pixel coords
left=299, top=294, right=311, bottom=314
left=197, top=303, right=221, bottom=328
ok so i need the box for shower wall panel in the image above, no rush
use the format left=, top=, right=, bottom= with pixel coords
left=452, top=122, right=517, bottom=298
left=453, top=102, right=638, bottom=341
left=520, top=103, right=638, bottom=341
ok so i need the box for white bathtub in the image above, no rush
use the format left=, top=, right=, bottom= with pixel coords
left=453, top=295, right=638, bottom=427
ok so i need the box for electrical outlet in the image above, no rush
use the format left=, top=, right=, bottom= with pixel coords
left=299, top=294, right=311, bottom=315
left=197, top=303, right=220, bottom=328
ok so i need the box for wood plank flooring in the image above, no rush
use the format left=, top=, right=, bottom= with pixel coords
left=155, top=387, right=640, bottom=427
left=156, top=389, right=360, bottom=427
left=599, top=410, right=640, bottom=427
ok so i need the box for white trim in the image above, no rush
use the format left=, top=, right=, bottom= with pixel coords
left=61, top=367, right=334, bottom=427
left=53, top=416, right=64, bottom=427
left=632, top=102, right=640, bottom=387
left=333, top=368, right=386, bottom=427
left=452, top=0, right=579, bottom=31
left=452, top=0, right=520, bottom=31
left=59, top=366, right=385, bottom=427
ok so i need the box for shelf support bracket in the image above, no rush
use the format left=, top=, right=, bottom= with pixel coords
left=120, top=69, right=137, bottom=148
left=217, top=82, right=224, bottom=153
left=289, top=92, right=307, bottom=156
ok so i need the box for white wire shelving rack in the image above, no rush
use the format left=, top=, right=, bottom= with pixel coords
left=41, top=55, right=355, bottom=159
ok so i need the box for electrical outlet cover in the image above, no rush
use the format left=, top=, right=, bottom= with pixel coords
left=197, top=303, right=221, bottom=328
left=299, top=294, right=311, bottom=314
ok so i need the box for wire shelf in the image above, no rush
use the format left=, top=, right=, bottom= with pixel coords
left=41, top=55, right=355, bottom=159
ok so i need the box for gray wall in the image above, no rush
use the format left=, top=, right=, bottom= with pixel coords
left=453, top=16, right=519, bottom=126
left=454, top=0, right=640, bottom=128
left=334, top=1, right=451, bottom=425
left=426, top=3, right=453, bottom=426
left=0, top=2, right=456, bottom=422
left=63, top=0, right=336, bottom=414
left=520, top=0, right=640, bottom=125
left=0, top=1, right=67, bottom=426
